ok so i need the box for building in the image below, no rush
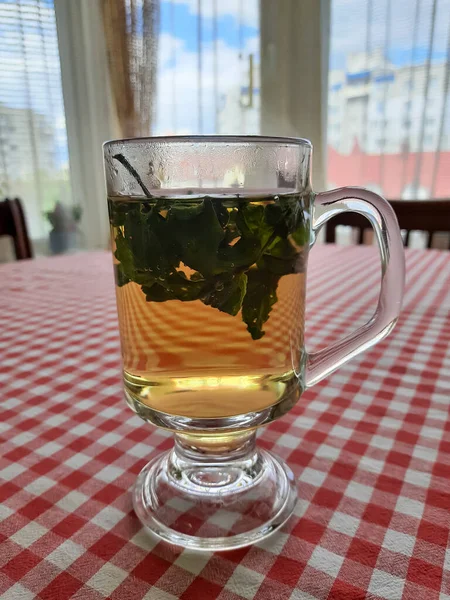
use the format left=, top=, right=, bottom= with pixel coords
left=328, top=51, right=450, bottom=155
left=328, top=51, right=450, bottom=198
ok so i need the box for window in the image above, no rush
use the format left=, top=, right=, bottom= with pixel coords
left=0, top=0, right=71, bottom=240
left=328, top=0, right=450, bottom=199
left=154, top=0, right=260, bottom=136
left=3, top=0, right=446, bottom=254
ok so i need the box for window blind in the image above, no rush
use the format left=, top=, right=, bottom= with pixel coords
left=0, top=0, right=70, bottom=239
left=328, top=0, right=450, bottom=199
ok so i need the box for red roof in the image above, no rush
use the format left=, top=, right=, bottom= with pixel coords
left=327, top=143, right=450, bottom=198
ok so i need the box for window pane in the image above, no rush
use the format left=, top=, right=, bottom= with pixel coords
left=0, top=0, right=71, bottom=240
left=153, top=0, right=260, bottom=136
left=328, top=0, right=450, bottom=199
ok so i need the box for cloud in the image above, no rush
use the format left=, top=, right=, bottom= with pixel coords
left=158, top=31, right=186, bottom=67
left=161, top=0, right=258, bottom=28
left=155, top=32, right=258, bottom=134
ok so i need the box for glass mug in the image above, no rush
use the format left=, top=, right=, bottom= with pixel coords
left=104, top=136, right=404, bottom=551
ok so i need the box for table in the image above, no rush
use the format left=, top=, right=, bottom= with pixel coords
left=1, top=245, right=449, bottom=600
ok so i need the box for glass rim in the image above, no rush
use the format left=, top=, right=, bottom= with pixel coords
left=103, top=134, right=313, bottom=150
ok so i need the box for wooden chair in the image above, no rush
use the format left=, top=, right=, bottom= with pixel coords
left=0, top=197, right=33, bottom=260
left=325, top=199, right=450, bottom=249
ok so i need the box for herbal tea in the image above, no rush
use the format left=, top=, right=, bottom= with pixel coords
left=109, top=192, right=309, bottom=425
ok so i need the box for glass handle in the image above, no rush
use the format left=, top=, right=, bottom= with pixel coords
left=305, top=187, right=405, bottom=388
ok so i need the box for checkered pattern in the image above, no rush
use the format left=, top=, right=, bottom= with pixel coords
left=117, top=270, right=305, bottom=375
left=1, top=246, right=449, bottom=600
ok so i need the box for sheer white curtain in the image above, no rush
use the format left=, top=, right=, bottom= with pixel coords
left=259, top=0, right=330, bottom=191
left=54, top=0, right=119, bottom=251
left=102, top=0, right=160, bottom=137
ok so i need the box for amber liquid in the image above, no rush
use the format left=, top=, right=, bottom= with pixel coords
left=110, top=195, right=308, bottom=426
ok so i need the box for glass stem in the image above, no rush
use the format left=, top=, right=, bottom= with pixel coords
left=173, top=430, right=257, bottom=463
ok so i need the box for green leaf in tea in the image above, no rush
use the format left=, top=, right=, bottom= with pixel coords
left=242, top=268, right=280, bottom=339
left=109, top=155, right=308, bottom=340
left=217, top=236, right=261, bottom=272
left=167, top=199, right=225, bottom=276
left=237, top=203, right=274, bottom=248
left=203, top=272, right=248, bottom=316
left=114, top=230, right=136, bottom=280
left=259, top=237, right=301, bottom=276
left=211, top=198, right=230, bottom=227
left=114, top=263, right=130, bottom=287
left=291, top=222, right=310, bottom=246
left=143, top=271, right=207, bottom=303
left=108, top=201, right=130, bottom=227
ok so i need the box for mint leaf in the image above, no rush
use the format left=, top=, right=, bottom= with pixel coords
left=143, top=271, right=208, bottom=303
left=281, top=197, right=310, bottom=246
left=108, top=201, right=130, bottom=227
left=114, top=230, right=136, bottom=279
left=266, top=197, right=310, bottom=245
left=264, top=203, right=285, bottom=228
left=236, top=203, right=274, bottom=247
left=114, top=263, right=130, bottom=287
left=220, top=208, right=240, bottom=246
left=291, top=223, right=310, bottom=246
left=202, top=272, right=248, bottom=316
left=122, top=206, right=178, bottom=278
left=216, top=236, right=261, bottom=271
left=258, top=236, right=305, bottom=275
left=211, top=198, right=230, bottom=227
left=216, top=204, right=279, bottom=272
left=167, top=198, right=224, bottom=275
left=147, top=209, right=181, bottom=269
left=242, top=268, right=280, bottom=339
left=142, top=282, right=177, bottom=302
left=236, top=203, right=265, bottom=236
left=108, top=170, right=306, bottom=340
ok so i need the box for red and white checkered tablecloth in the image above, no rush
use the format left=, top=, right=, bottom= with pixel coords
left=1, top=245, right=449, bottom=600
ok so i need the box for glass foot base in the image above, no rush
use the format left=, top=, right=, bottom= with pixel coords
left=133, top=435, right=297, bottom=551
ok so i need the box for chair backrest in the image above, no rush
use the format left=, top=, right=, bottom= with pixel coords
left=0, top=197, right=33, bottom=260
left=325, top=199, right=450, bottom=249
